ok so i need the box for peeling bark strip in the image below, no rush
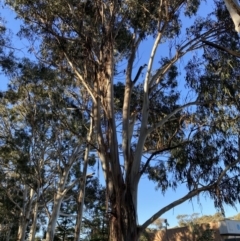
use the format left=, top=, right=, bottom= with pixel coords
left=99, top=40, right=125, bottom=241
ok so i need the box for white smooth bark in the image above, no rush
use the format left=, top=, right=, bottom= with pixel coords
left=28, top=199, right=39, bottom=241
left=17, top=215, right=27, bottom=241
left=17, top=187, right=35, bottom=241
left=133, top=31, right=164, bottom=177
left=45, top=192, right=63, bottom=241
left=45, top=146, right=83, bottom=241
left=224, top=0, right=240, bottom=33
left=74, top=114, right=93, bottom=241
left=131, top=31, right=164, bottom=213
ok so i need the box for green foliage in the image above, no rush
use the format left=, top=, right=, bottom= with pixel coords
left=54, top=216, right=75, bottom=241
left=34, top=237, right=43, bottom=241
left=139, top=229, right=153, bottom=241
left=177, top=214, right=217, bottom=241
left=190, top=223, right=214, bottom=241
left=230, top=213, right=240, bottom=220
left=0, top=52, right=93, bottom=239
left=82, top=181, right=109, bottom=241
left=0, top=195, right=19, bottom=241
left=184, top=0, right=201, bottom=16
left=0, top=15, right=15, bottom=73
left=177, top=213, right=224, bottom=227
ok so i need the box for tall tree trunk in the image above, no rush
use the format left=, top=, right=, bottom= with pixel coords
left=109, top=184, right=139, bottom=241
left=124, top=191, right=139, bottom=241
left=45, top=149, right=79, bottom=241
left=28, top=200, right=39, bottom=241
left=17, top=187, right=34, bottom=241
left=74, top=114, right=93, bottom=241
left=116, top=158, right=141, bottom=239
left=17, top=213, right=28, bottom=241
left=45, top=193, right=63, bottom=241
left=97, top=40, right=140, bottom=241
left=74, top=189, right=84, bottom=241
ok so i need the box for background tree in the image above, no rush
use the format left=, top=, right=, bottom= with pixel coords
left=232, top=213, right=240, bottom=220
left=0, top=189, right=19, bottom=241
left=176, top=213, right=225, bottom=227
left=0, top=55, right=95, bottom=241
left=81, top=179, right=109, bottom=241
left=190, top=223, right=215, bottom=241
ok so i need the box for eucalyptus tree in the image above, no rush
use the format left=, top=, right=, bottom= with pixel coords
left=0, top=60, right=43, bottom=241
left=0, top=16, right=20, bottom=241
left=0, top=57, right=93, bottom=241
left=0, top=59, right=67, bottom=241
left=4, top=0, right=240, bottom=240
left=47, top=176, right=107, bottom=241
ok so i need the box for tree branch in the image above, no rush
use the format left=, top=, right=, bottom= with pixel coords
left=140, top=141, right=190, bottom=176
left=149, top=28, right=223, bottom=88
left=139, top=151, right=240, bottom=232
left=62, top=173, right=95, bottom=196
left=6, top=190, right=22, bottom=211
left=133, top=30, right=165, bottom=182
left=147, top=101, right=200, bottom=135
left=139, top=185, right=211, bottom=232
left=132, top=64, right=147, bottom=85
left=123, top=32, right=141, bottom=171
left=216, top=136, right=240, bottom=186
left=202, top=40, right=240, bottom=58
left=64, top=53, right=97, bottom=104
left=150, top=50, right=184, bottom=87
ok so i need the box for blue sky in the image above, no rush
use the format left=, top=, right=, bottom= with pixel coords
left=1, top=1, right=240, bottom=230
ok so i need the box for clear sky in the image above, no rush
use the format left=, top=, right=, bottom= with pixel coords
left=1, top=1, right=240, bottom=230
